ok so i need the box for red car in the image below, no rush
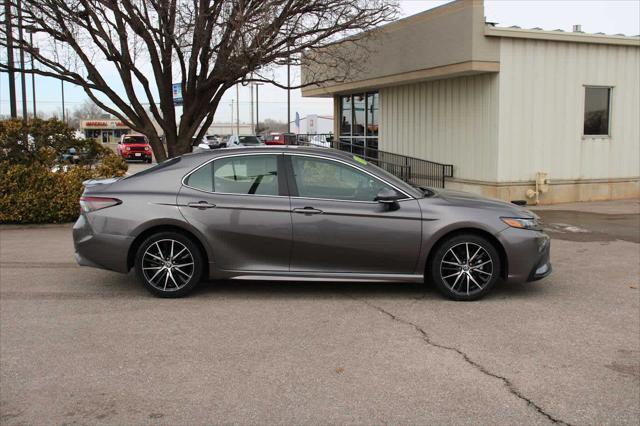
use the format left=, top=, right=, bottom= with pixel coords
left=117, top=134, right=153, bottom=163
left=264, top=132, right=296, bottom=145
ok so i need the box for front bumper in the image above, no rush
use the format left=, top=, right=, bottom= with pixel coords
left=497, top=227, right=552, bottom=284
left=73, top=214, right=133, bottom=273
left=122, top=152, right=151, bottom=160
left=528, top=237, right=552, bottom=281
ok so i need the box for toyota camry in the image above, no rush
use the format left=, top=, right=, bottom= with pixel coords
left=73, top=146, right=551, bottom=300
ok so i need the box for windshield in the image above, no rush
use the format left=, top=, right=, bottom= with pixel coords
left=123, top=135, right=147, bottom=144
left=238, top=136, right=261, bottom=145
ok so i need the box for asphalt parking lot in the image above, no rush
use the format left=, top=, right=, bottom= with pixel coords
left=1, top=200, right=639, bottom=425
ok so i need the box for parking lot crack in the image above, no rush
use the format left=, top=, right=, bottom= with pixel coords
left=357, top=299, right=571, bottom=426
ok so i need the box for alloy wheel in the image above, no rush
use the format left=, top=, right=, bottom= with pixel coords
left=142, top=239, right=194, bottom=292
left=439, top=242, right=494, bottom=296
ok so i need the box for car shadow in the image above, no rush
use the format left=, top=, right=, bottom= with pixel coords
left=93, top=270, right=553, bottom=302
left=183, top=276, right=552, bottom=302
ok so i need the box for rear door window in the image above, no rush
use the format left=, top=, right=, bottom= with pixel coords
left=185, top=155, right=280, bottom=196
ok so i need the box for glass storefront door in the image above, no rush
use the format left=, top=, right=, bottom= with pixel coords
left=338, top=92, right=379, bottom=158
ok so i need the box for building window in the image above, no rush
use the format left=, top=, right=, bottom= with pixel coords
left=584, top=87, right=612, bottom=136
left=339, top=92, right=379, bottom=158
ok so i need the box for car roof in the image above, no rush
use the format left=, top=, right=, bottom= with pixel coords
left=184, top=145, right=354, bottom=162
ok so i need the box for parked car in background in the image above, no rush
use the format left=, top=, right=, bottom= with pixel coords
left=226, top=135, right=263, bottom=147
left=117, top=134, right=152, bottom=163
left=59, top=147, right=82, bottom=164
left=73, top=146, right=551, bottom=300
left=264, top=132, right=296, bottom=145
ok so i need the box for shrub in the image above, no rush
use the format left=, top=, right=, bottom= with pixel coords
left=0, top=118, right=128, bottom=224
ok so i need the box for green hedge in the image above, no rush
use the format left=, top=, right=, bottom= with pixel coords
left=0, top=119, right=128, bottom=224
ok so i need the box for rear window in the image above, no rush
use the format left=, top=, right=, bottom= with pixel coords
left=238, top=136, right=261, bottom=145
left=125, top=157, right=181, bottom=179
left=123, top=136, right=147, bottom=144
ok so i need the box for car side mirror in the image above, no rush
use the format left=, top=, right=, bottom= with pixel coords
left=375, top=188, right=401, bottom=210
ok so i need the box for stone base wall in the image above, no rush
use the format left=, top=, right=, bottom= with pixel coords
left=445, top=177, right=640, bottom=205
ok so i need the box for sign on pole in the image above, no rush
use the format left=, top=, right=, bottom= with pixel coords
left=172, top=83, right=183, bottom=106
left=307, top=114, right=317, bottom=134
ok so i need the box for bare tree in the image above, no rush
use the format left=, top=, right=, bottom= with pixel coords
left=67, top=100, right=109, bottom=129
left=1, top=0, right=397, bottom=161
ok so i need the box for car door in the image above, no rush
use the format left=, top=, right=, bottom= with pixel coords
left=178, top=153, right=292, bottom=271
left=286, top=154, right=422, bottom=274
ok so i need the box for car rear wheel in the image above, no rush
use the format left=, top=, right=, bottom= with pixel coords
left=429, top=234, right=501, bottom=301
left=134, top=232, right=203, bottom=297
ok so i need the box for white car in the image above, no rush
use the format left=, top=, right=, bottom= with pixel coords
left=226, top=135, right=263, bottom=147
left=196, top=135, right=262, bottom=151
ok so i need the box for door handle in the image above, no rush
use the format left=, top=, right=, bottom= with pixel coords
left=187, top=201, right=217, bottom=209
left=292, top=206, right=323, bottom=215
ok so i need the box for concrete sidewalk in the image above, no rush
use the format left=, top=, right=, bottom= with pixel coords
left=531, top=199, right=640, bottom=243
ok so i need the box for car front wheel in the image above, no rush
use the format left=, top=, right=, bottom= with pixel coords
left=134, top=232, right=203, bottom=297
left=429, top=234, right=501, bottom=301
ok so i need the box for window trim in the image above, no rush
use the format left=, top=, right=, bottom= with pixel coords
left=181, top=152, right=287, bottom=198
left=284, top=153, right=414, bottom=204
left=582, top=85, right=613, bottom=138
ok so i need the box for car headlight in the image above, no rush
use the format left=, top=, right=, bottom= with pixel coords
left=501, top=217, right=543, bottom=231
left=144, top=146, right=150, bottom=151
left=125, top=146, right=130, bottom=151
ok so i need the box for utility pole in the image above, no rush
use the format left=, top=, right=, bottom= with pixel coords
left=250, top=83, right=254, bottom=135
left=29, top=31, right=36, bottom=117
left=4, top=0, right=17, bottom=118
left=287, top=44, right=291, bottom=133
left=61, top=80, right=66, bottom=123
left=230, top=100, right=234, bottom=134
left=254, top=83, right=263, bottom=132
left=16, top=0, right=27, bottom=121
left=235, top=84, right=240, bottom=135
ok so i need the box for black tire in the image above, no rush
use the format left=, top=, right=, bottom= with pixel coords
left=429, top=234, right=501, bottom=301
left=134, top=231, right=204, bottom=297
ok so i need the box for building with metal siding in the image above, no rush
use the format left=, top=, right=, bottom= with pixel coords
left=302, top=0, right=640, bottom=204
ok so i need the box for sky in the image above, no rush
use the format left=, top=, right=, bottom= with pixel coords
left=1, top=0, right=639, bottom=125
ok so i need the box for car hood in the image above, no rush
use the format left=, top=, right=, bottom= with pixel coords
left=428, top=188, right=537, bottom=218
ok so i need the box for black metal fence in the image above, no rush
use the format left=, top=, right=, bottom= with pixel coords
left=293, top=134, right=454, bottom=188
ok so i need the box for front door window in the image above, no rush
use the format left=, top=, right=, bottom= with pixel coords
left=290, top=156, right=399, bottom=202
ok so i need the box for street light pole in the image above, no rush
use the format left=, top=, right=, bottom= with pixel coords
left=61, top=80, right=66, bottom=123
left=4, top=0, right=17, bottom=118
left=16, top=0, right=27, bottom=121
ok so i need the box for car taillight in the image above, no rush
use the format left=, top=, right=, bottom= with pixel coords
left=79, top=197, right=121, bottom=213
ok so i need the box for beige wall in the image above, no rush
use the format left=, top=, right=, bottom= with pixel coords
left=379, top=73, right=500, bottom=181
left=302, top=0, right=499, bottom=97
left=496, top=38, right=640, bottom=183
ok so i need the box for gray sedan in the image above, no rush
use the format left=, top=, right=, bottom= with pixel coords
left=73, top=146, right=551, bottom=300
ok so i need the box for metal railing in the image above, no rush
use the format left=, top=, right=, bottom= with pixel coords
left=293, top=134, right=454, bottom=188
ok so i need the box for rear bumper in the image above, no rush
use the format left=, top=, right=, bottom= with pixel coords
left=497, top=228, right=552, bottom=284
left=73, top=214, right=133, bottom=273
